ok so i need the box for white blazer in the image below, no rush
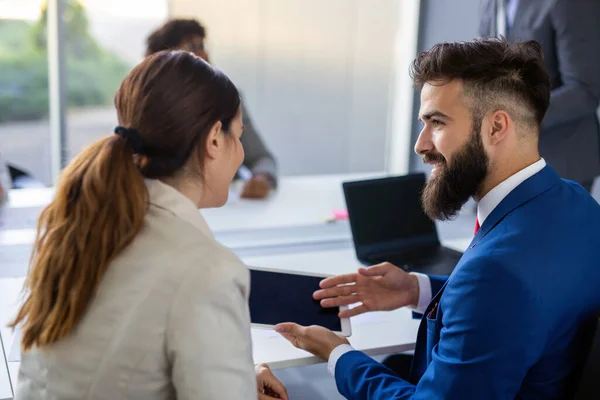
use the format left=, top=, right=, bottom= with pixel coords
left=15, top=180, right=257, bottom=399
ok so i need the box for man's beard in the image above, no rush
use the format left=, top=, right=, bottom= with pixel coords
left=421, top=122, right=489, bottom=221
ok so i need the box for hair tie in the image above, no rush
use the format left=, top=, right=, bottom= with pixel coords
left=114, top=126, right=145, bottom=154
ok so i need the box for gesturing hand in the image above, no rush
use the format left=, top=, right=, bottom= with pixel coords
left=313, top=263, right=420, bottom=318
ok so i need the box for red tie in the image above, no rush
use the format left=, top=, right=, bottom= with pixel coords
left=474, top=218, right=480, bottom=235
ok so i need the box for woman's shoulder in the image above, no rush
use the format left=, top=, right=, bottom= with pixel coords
left=130, top=201, right=249, bottom=289
left=183, top=239, right=249, bottom=288
left=166, top=242, right=250, bottom=317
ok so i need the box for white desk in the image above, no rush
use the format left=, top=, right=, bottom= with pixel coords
left=4, top=188, right=54, bottom=209
left=1, top=174, right=380, bottom=282
left=0, top=238, right=472, bottom=394
left=1, top=173, right=381, bottom=248
left=4, top=173, right=381, bottom=229
left=203, top=174, right=380, bottom=232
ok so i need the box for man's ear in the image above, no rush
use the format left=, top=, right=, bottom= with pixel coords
left=205, top=120, right=223, bottom=160
left=486, top=110, right=510, bottom=146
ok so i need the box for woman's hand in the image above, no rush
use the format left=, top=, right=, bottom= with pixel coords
left=255, top=363, right=288, bottom=399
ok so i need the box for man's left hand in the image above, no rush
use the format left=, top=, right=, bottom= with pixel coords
left=275, top=323, right=350, bottom=360
left=240, top=174, right=273, bottom=199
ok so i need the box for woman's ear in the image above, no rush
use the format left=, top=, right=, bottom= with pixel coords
left=205, top=120, right=223, bottom=160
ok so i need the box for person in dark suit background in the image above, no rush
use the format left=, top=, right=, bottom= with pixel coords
left=146, top=19, right=278, bottom=199
left=479, top=0, right=600, bottom=192
left=273, top=38, right=600, bottom=399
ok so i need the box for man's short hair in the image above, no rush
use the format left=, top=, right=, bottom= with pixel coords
left=146, top=19, right=206, bottom=56
left=410, top=38, right=551, bottom=130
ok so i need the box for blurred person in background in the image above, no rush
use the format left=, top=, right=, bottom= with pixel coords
left=479, top=0, right=600, bottom=192
left=146, top=19, right=278, bottom=199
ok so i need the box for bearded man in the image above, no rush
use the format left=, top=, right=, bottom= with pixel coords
left=274, top=38, right=600, bottom=400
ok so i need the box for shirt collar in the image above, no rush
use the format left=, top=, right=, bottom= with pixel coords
left=146, top=179, right=213, bottom=238
left=477, top=158, right=546, bottom=225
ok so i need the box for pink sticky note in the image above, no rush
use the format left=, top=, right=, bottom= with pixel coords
left=331, top=209, right=348, bottom=220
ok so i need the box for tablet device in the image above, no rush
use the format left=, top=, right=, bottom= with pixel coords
left=249, top=267, right=352, bottom=336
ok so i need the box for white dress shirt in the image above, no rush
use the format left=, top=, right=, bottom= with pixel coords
left=16, top=180, right=257, bottom=399
left=328, top=158, right=547, bottom=377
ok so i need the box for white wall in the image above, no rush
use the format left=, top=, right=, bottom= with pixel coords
left=171, top=0, right=413, bottom=176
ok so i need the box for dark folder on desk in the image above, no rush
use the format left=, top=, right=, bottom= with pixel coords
left=342, top=173, right=461, bottom=276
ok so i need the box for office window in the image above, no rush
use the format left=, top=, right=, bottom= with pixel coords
left=0, top=0, right=52, bottom=185
left=64, top=0, right=168, bottom=160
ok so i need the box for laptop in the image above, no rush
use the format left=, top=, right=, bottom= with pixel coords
left=342, top=173, right=462, bottom=276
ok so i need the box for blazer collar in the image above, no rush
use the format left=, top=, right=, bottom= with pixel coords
left=146, top=179, right=213, bottom=238
left=472, top=165, right=560, bottom=246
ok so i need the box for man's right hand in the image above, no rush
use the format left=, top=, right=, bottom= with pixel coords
left=313, top=263, right=420, bottom=318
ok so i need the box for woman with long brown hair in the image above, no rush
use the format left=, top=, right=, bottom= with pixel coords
left=10, top=50, right=287, bottom=400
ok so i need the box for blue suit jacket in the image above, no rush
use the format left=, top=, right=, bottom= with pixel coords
left=335, top=166, right=600, bottom=399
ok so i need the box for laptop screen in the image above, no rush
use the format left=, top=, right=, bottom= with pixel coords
left=342, top=173, right=439, bottom=257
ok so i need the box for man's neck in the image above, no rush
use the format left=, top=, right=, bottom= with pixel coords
left=476, top=153, right=541, bottom=201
